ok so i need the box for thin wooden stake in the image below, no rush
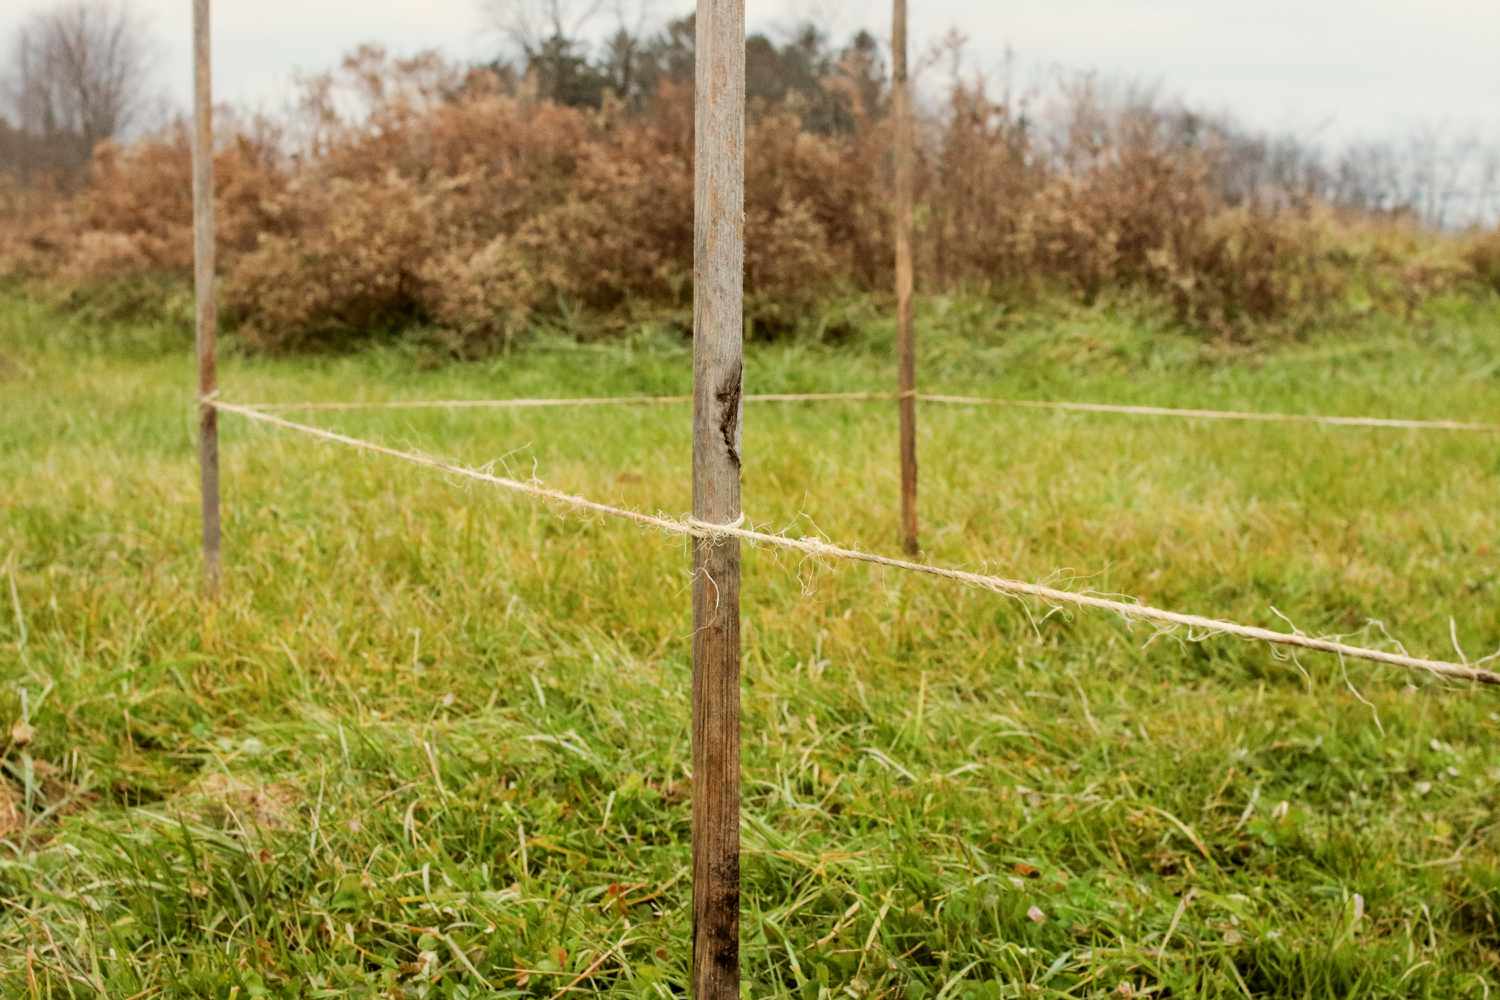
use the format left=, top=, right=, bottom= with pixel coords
left=893, top=0, right=919, bottom=555
left=691, top=1, right=745, bottom=997
left=192, top=0, right=221, bottom=591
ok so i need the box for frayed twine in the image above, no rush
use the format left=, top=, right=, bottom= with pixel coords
left=687, top=513, right=748, bottom=547
left=226, top=391, right=1498, bottom=434
left=207, top=398, right=1500, bottom=687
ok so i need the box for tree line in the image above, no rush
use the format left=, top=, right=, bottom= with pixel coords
left=2, top=0, right=1497, bottom=228
left=483, top=0, right=1500, bottom=229
left=1, top=0, right=155, bottom=179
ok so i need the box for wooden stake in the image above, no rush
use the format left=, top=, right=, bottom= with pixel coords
left=691, top=1, right=744, bottom=997
left=192, top=0, right=221, bottom=591
left=893, top=0, right=919, bottom=555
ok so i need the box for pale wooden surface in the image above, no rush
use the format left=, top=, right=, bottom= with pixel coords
left=192, top=0, right=220, bottom=591
left=691, top=1, right=745, bottom=996
left=893, top=0, right=919, bottom=555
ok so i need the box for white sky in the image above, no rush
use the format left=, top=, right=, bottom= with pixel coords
left=3, top=1, right=1497, bottom=145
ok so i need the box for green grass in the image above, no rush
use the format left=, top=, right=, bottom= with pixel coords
left=2, top=293, right=1500, bottom=997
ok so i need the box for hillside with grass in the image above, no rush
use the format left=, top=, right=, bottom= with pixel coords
left=3, top=291, right=1500, bottom=995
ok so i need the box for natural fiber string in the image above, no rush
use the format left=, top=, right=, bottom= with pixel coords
left=688, top=513, right=747, bottom=534
left=239, top=392, right=889, bottom=412
left=232, top=391, right=1498, bottom=433
left=209, top=399, right=1500, bottom=686
left=920, top=394, right=1500, bottom=433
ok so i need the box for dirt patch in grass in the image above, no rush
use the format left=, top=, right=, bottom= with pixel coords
left=177, top=773, right=301, bottom=832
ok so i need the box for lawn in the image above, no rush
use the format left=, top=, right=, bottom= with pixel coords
left=2, top=292, right=1499, bottom=997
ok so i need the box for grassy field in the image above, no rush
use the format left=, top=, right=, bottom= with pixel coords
left=3, top=292, right=1500, bottom=997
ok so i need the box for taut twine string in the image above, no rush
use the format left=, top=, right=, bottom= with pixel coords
left=230, top=391, right=1500, bottom=434
left=208, top=399, right=1500, bottom=687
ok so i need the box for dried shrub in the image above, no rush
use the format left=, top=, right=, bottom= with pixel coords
left=0, top=46, right=1484, bottom=351
left=1467, top=229, right=1500, bottom=295
left=746, top=194, right=841, bottom=332
left=225, top=171, right=441, bottom=349
left=928, top=84, right=1039, bottom=290
left=418, top=236, right=540, bottom=353
left=1319, top=214, right=1475, bottom=317
left=1158, top=209, right=1345, bottom=337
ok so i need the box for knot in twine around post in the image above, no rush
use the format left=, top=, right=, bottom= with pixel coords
left=687, top=512, right=748, bottom=545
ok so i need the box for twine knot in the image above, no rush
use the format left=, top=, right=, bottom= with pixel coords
left=687, top=512, right=747, bottom=538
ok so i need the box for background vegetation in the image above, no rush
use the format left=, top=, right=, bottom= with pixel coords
left=3, top=6, right=1499, bottom=355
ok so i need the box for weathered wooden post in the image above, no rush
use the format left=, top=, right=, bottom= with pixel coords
left=192, top=0, right=221, bottom=591
left=690, top=0, right=745, bottom=996
left=893, top=0, right=919, bottom=555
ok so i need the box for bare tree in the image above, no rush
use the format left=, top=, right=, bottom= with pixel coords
left=484, top=0, right=611, bottom=59
left=483, top=0, right=667, bottom=106
left=1477, top=146, right=1500, bottom=225
left=4, top=0, right=156, bottom=172
left=597, top=0, right=660, bottom=102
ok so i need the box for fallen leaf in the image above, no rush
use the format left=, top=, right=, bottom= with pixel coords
left=0, top=781, right=21, bottom=839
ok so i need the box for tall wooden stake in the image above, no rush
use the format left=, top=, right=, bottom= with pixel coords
left=192, top=0, right=221, bottom=591
left=893, top=0, right=919, bottom=555
left=691, top=1, right=745, bottom=997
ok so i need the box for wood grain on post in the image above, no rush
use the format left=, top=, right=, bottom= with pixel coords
left=893, top=0, right=919, bottom=555
left=691, top=1, right=745, bottom=997
left=192, top=0, right=221, bottom=591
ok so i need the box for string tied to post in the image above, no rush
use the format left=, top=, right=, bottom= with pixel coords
left=205, top=399, right=1500, bottom=687
left=687, top=512, right=748, bottom=545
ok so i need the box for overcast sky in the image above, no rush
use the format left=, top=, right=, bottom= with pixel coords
left=4, top=1, right=1497, bottom=146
